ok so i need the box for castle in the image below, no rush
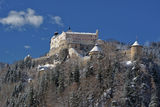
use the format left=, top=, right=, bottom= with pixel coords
left=49, top=28, right=99, bottom=56
left=48, top=28, right=143, bottom=61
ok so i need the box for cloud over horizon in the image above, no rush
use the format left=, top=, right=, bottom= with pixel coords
left=51, top=16, right=64, bottom=27
left=0, top=8, right=43, bottom=28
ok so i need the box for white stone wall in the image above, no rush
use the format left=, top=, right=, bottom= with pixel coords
left=50, top=31, right=98, bottom=50
left=50, top=32, right=66, bottom=50
left=66, top=33, right=97, bottom=45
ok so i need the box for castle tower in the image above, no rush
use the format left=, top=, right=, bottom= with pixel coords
left=131, top=41, right=143, bottom=61
left=89, top=43, right=102, bottom=56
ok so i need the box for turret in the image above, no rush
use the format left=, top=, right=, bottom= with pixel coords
left=24, top=54, right=32, bottom=61
left=131, top=41, right=143, bottom=61
left=89, top=43, right=102, bottom=56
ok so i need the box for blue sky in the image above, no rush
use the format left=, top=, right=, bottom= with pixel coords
left=0, top=0, right=160, bottom=63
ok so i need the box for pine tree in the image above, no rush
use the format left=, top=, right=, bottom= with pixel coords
left=70, top=92, right=79, bottom=107
left=58, top=73, right=65, bottom=93
left=55, top=70, right=59, bottom=87
left=97, top=70, right=103, bottom=88
left=85, top=66, right=94, bottom=78
left=28, top=86, right=35, bottom=106
left=69, top=72, right=74, bottom=85
left=53, top=64, right=61, bottom=87
left=73, top=66, right=80, bottom=83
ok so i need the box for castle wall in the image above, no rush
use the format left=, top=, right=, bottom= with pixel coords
left=49, top=31, right=98, bottom=56
left=50, top=32, right=66, bottom=50
left=66, top=32, right=98, bottom=45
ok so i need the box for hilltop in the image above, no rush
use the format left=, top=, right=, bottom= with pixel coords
left=0, top=28, right=160, bottom=107
left=0, top=40, right=159, bottom=107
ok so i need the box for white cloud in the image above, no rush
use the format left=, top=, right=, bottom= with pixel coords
left=24, top=45, right=31, bottom=49
left=0, top=8, right=43, bottom=28
left=51, top=16, right=64, bottom=26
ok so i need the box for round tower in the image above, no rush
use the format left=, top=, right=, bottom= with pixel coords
left=89, top=43, right=102, bottom=56
left=131, top=41, right=143, bottom=61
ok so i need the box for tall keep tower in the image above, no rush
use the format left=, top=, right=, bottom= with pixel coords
left=131, top=41, right=143, bottom=61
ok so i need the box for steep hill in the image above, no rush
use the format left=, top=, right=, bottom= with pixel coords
left=0, top=41, right=160, bottom=107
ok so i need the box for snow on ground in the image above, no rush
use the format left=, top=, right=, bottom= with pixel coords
left=28, top=78, right=32, bottom=83
left=69, top=48, right=90, bottom=61
left=121, top=60, right=133, bottom=66
left=132, top=66, right=135, bottom=70
left=133, top=77, right=138, bottom=81
left=37, top=64, right=55, bottom=71
left=69, top=48, right=83, bottom=58
left=126, top=61, right=132, bottom=65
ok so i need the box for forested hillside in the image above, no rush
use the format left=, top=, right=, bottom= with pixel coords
left=0, top=41, right=160, bottom=107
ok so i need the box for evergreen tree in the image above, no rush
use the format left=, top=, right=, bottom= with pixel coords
left=24, top=56, right=32, bottom=69
left=28, top=86, right=35, bottom=106
left=27, top=85, right=39, bottom=107
left=73, top=66, right=80, bottom=83
left=70, top=92, right=79, bottom=107
left=52, top=65, right=60, bottom=87
left=69, top=72, right=74, bottom=85
left=55, top=70, right=60, bottom=87
left=149, top=94, right=160, bottom=107
left=85, top=66, right=94, bottom=78
left=58, top=72, right=65, bottom=93
left=97, top=70, right=103, bottom=88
